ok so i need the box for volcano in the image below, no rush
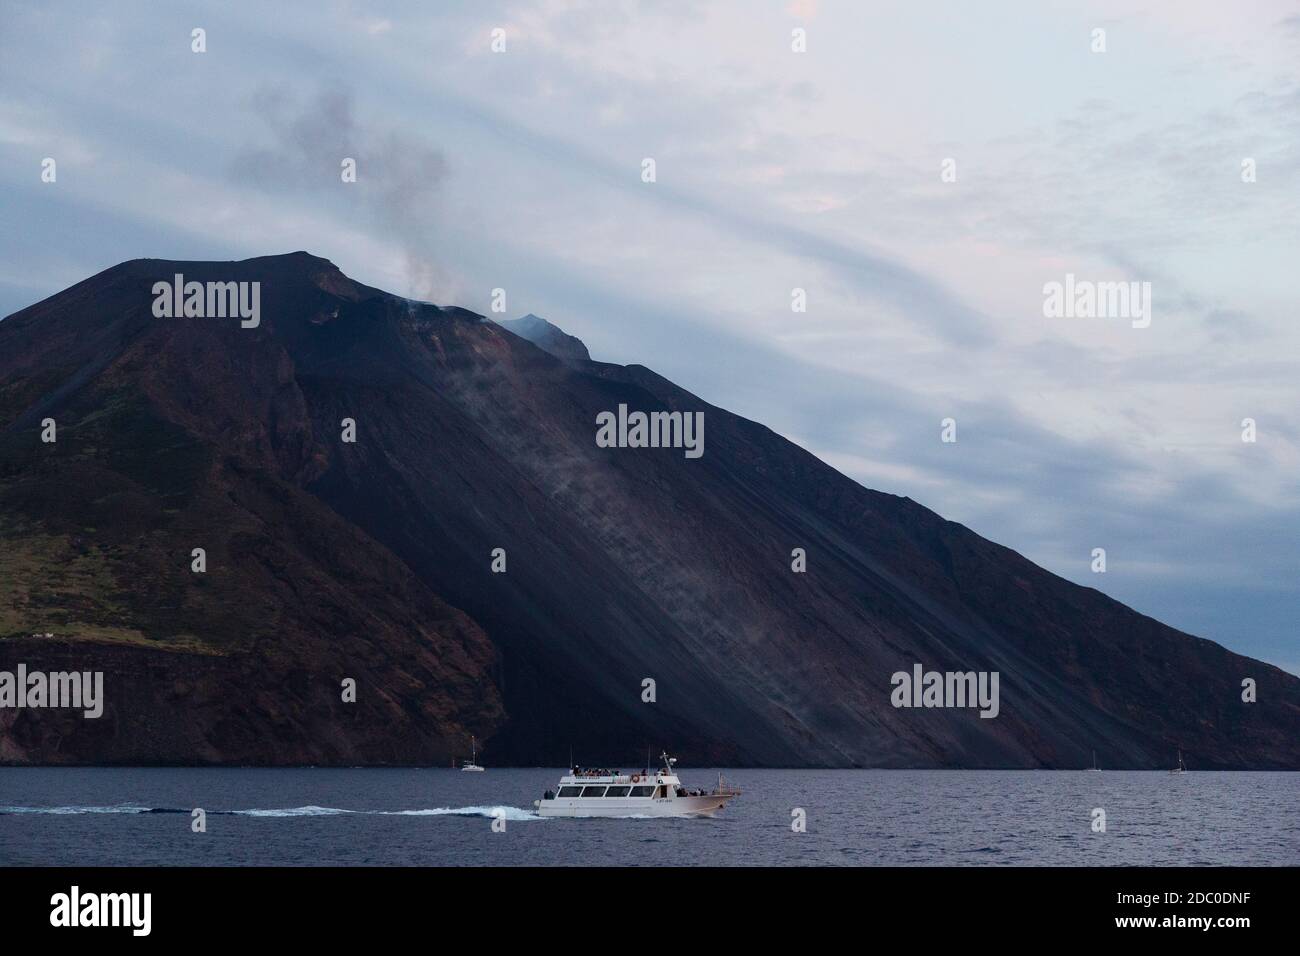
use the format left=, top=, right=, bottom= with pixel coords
left=1, top=253, right=1297, bottom=768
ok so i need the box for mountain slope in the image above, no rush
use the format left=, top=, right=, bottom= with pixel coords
left=1, top=253, right=1296, bottom=768
left=496, top=313, right=591, bottom=365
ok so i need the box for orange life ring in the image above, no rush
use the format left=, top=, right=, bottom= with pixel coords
left=631, top=774, right=640, bottom=783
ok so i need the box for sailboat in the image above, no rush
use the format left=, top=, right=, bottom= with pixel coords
left=1088, top=749, right=1101, bottom=772
left=1169, top=749, right=1186, bottom=774
left=461, top=735, right=485, bottom=772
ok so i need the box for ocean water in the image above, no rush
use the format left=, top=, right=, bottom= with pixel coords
left=1, top=768, right=1295, bottom=866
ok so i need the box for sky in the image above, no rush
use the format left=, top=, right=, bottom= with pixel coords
left=2, top=1, right=1297, bottom=673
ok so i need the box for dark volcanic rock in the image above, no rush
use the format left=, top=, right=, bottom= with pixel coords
left=0, top=255, right=503, bottom=765
left=1, top=253, right=1297, bottom=768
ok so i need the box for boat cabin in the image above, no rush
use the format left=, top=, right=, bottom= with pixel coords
left=544, top=766, right=691, bottom=802
left=534, top=753, right=739, bottom=817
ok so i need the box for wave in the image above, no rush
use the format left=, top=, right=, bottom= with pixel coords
left=0, top=803, right=543, bottom=820
left=377, top=805, right=541, bottom=820
left=0, top=804, right=153, bottom=815
left=228, top=805, right=354, bottom=817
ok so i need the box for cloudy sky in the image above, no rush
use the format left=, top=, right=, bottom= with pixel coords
left=2, top=1, right=1297, bottom=673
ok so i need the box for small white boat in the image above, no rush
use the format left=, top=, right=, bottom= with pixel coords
left=1088, top=749, right=1101, bottom=772
left=461, top=735, right=485, bottom=772
left=534, top=752, right=740, bottom=818
left=1169, top=749, right=1186, bottom=774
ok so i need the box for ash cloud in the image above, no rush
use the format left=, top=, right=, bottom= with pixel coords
left=232, top=86, right=448, bottom=299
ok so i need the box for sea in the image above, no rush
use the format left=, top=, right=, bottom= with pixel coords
left=1, top=768, right=1296, bottom=866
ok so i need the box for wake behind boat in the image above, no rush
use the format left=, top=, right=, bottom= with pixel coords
left=534, top=752, right=740, bottom=818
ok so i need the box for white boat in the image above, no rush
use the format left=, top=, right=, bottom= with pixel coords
left=1088, top=749, right=1101, bottom=772
left=1169, top=749, right=1186, bottom=774
left=533, top=752, right=740, bottom=818
left=461, top=735, right=485, bottom=772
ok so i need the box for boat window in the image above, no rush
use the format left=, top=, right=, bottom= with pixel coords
left=604, top=786, right=631, bottom=797
left=557, top=786, right=582, bottom=797
left=629, top=786, right=654, bottom=797
left=580, top=786, right=607, bottom=797
left=655, top=785, right=667, bottom=798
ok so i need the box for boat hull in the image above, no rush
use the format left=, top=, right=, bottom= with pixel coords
left=535, top=794, right=736, bottom=818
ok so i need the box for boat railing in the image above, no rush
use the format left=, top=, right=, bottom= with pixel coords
left=711, top=775, right=742, bottom=796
